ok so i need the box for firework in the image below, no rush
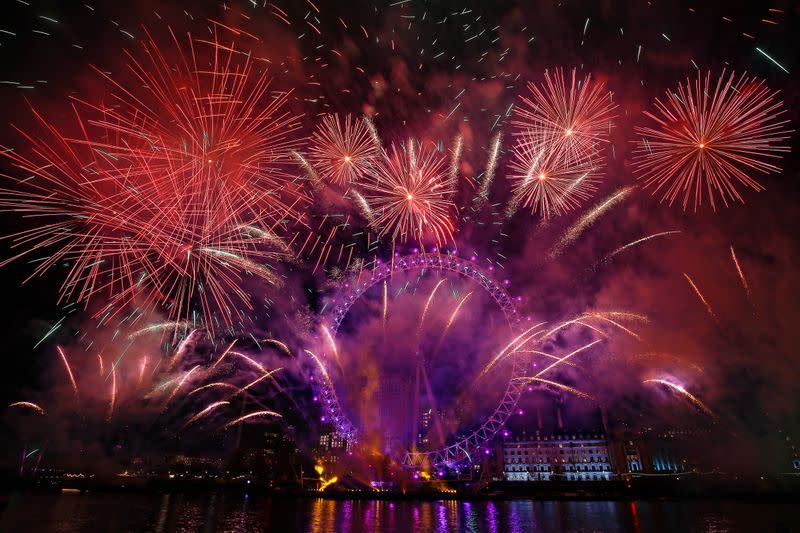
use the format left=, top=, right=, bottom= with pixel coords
left=516, top=377, right=593, bottom=401
left=588, top=313, right=643, bottom=342
left=128, top=322, right=193, bottom=340
left=418, top=278, right=447, bottom=337
left=683, top=273, right=715, bottom=317
left=475, top=133, right=502, bottom=206
left=162, top=365, right=200, bottom=410
left=351, top=190, right=376, bottom=225
left=432, top=291, right=473, bottom=356
left=222, top=410, right=283, bottom=429
left=108, top=365, right=117, bottom=421
left=188, top=382, right=239, bottom=397
left=549, top=186, right=634, bottom=257
left=308, top=115, right=378, bottom=186
left=478, top=322, right=547, bottom=379
left=644, top=378, right=716, bottom=417
left=633, top=70, right=791, bottom=211
left=320, top=325, right=341, bottom=366
left=361, top=140, right=456, bottom=245
left=7, top=402, right=46, bottom=415
left=262, top=338, right=293, bottom=357
left=138, top=356, right=148, bottom=385
left=95, top=28, right=304, bottom=205
left=209, top=341, right=238, bottom=372
left=730, top=246, right=751, bottom=299
left=0, top=31, right=301, bottom=333
left=602, top=231, right=682, bottom=264
left=534, top=340, right=602, bottom=377
left=293, top=150, right=323, bottom=188
left=230, top=368, right=284, bottom=398
left=513, top=67, right=616, bottom=168
left=362, top=115, right=384, bottom=153
left=507, top=131, right=598, bottom=219
left=232, top=351, right=267, bottom=373
left=449, top=135, right=464, bottom=186
left=182, top=401, right=230, bottom=430
left=56, top=346, right=79, bottom=397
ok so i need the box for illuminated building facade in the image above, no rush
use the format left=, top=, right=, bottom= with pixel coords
left=503, top=432, right=614, bottom=481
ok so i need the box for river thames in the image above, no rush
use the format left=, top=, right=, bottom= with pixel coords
left=1, top=492, right=798, bottom=532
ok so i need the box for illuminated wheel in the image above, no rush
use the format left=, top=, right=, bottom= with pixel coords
left=311, top=253, right=527, bottom=467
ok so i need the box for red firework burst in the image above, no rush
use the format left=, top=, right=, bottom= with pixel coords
left=507, top=131, right=598, bottom=219
left=513, top=67, right=617, bottom=168
left=361, top=140, right=455, bottom=246
left=0, top=30, right=302, bottom=332
left=83, top=28, right=306, bottom=212
left=308, top=114, right=379, bottom=186
left=633, top=70, right=792, bottom=211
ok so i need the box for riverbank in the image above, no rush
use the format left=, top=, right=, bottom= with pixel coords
left=3, top=473, right=799, bottom=503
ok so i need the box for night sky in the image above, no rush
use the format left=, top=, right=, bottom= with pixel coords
left=0, top=0, right=798, bottom=475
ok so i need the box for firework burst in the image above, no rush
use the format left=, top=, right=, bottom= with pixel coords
left=0, top=31, right=302, bottom=333
left=506, top=131, right=598, bottom=218
left=513, top=67, right=616, bottom=169
left=361, top=140, right=456, bottom=245
left=308, top=114, right=378, bottom=186
left=633, top=70, right=791, bottom=211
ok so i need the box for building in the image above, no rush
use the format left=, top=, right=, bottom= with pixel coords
left=317, top=422, right=349, bottom=466
left=608, top=430, right=646, bottom=476
left=416, top=407, right=446, bottom=448
left=378, top=375, right=413, bottom=451
left=642, top=428, right=699, bottom=474
left=171, top=454, right=224, bottom=472
left=503, top=432, right=614, bottom=481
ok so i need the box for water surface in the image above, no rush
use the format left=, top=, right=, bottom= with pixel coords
left=1, top=492, right=797, bottom=532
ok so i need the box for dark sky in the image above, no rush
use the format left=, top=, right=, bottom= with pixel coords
left=0, top=0, right=798, bottom=470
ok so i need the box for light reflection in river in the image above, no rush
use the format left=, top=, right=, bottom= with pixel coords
left=1, top=492, right=798, bottom=532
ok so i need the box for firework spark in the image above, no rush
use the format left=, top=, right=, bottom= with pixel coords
left=107, top=365, right=116, bottom=421
left=602, top=231, right=682, bottom=263
left=182, top=401, right=230, bottom=430
left=232, top=351, right=267, bottom=373
left=534, top=340, right=602, bottom=377
left=162, top=365, right=200, bottom=410
left=449, top=135, right=463, bottom=186
left=7, top=402, right=46, bottom=415
left=222, top=410, right=283, bottom=429
left=476, top=133, right=502, bottom=206
left=128, top=321, right=192, bottom=340
left=478, top=322, right=547, bottom=379
left=230, top=368, right=284, bottom=398
left=56, top=346, right=78, bottom=397
left=683, top=273, right=715, bottom=317
left=188, top=382, right=239, bottom=397
left=730, top=246, right=751, bottom=299
left=262, top=338, right=293, bottom=357
left=418, top=278, right=447, bottom=338
left=433, top=291, right=473, bottom=355
left=517, top=377, right=593, bottom=400
left=209, top=341, right=238, bottom=372
left=644, top=378, right=716, bottom=417
left=550, top=187, right=634, bottom=257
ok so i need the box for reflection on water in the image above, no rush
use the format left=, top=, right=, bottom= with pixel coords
left=1, top=492, right=798, bottom=532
